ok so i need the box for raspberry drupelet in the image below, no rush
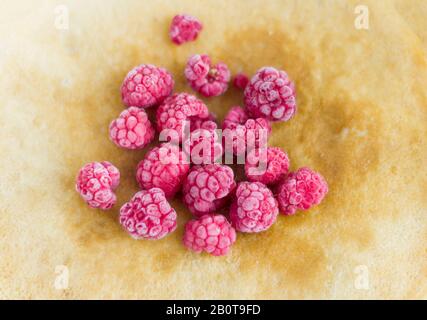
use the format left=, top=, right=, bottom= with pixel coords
left=119, top=188, right=177, bottom=240
left=136, top=143, right=190, bottom=198
left=183, top=214, right=236, bottom=256
left=244, top=67, right=296, bottom=122
left=230, top=181, right=279, bottom=233
left=182, top=164, right=236, bottom=217
left=276, top=167, right=328, bottom=215
left=222, top=106, right=271, bottom=156
left=75, top=161, right=120, bottom=210
left=169, top=14, right=203, bottom=45
left=121, top=64, right=174, bottom=108
left=109, top=107, right=155, bottom=150
left=156, top=93, right=209, bottom=143
left=233, top=73, right=249, bottom=90
left=184, top=54, right=231, bottom=97
left=245, top=147, right=290, bottom=185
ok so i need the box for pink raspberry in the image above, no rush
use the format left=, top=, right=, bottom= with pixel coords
left=121, top=64, right=174, bottom=108
left=184, top=54, right=231, bottom=97
left=245, top=147, right=290, bottom=185
left=183, top=120, right=223, bottom=165
left=136, top=144, right=190, bottom=198
left=119, top=188, right=177, bottom=240
left=156, top=93, right=209, bottom=143
left=222, top=106, right=271, bottom=156
left=183, top=164, right=236, bottom=217
left=169, top=14, right=203, bottom=45
left=244, top=67, right=296, bottom=122
left=233, top=73, right=249, bottom=90
left=75, top=161, right=120, bottom=210
left=109, top=107, right=155, bottom=150
left=183, top=214, right=236, bottom=256
left=276, top=167, right=328, bottom=215
left=230, top=181, right=279, bottom=233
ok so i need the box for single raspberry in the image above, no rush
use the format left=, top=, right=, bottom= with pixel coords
left=233, top=73, right=249, bottom=90
left=136, top=143, right=190, bottom=198
left=156, top=93, right=209, bottom=143
left=109, top=107, right=155, bottom=150
left=121, top=64, right=174, bottom=108
left=230, top=181, right=279, bottom=233
left=276, top=167, right=328, bottom=215
left=183, top=120, right=223, bottom=165
left=184, top=54, right=230, bottom=97
left=244, top=67, right=296, bottom=122
left=169, top=14, right=203, bottom=45
left=183, top=214, right=236, bottom=256
left=245, top=147, right=290, bottom=185
left=182, top=164, right=236, bottom=217
left=119, top=188, right=177, bottom=240
left=75, top=161, right=120, bottom=210
left=222, top=106, right=271, bottom=156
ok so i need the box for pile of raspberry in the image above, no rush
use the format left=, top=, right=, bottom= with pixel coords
left=75, top=14, right=328, bottom=256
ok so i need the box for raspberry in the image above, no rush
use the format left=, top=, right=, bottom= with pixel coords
left=75, top=161, right=120, bottom=210
left=119, top=188, right=177, bottom=240
left=121, top=64, right=174, bottom=108
left=233, top=73, right=249, bottom=90
left=156, top=93, right=209, bottom=143
left=245, top=147, right=290, bottom=185
left=244, top=67, right=296, bottom=122
left=136, top=144, right=190, bottom=198
left=109, top=107, right=155, bottom=150
left=276, top=167, right=328, bottom=215
left=183, top=214, right=236, bottom=256
left=184, top=54, right=230, bottom=97
left=169, top=14, right=203, bottom=45
left=230, top=181, right=279, bottom=233
left=182, top=164, right=236, bottom=217
left=222, top=106, right=271, bottom=156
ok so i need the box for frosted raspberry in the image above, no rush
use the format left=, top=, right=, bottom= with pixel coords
left=245, top=147, right=290, bottom=185
left=230, top=182, right=279, bottom=233
left=183, top=164, right=236, bottom=217
left=183, top=214, right=236, bottom=256
left=109, top=107, right=155, bottom=150
left=75, top=161, right=120, bottom=210
left=184, top=54, right=231, bottom=97
left=244, top=67, right=296, bottom=121
left=222, top=106, right=271, bottom=156
left=119, top=188, right=177, bottom=240
left=233, top=73, right=249, bottom=90
left=156, top=93, right=209, bottom=142
left=276, top=167, right=328, bottom=215
left=136, top=144, right=190, bottom=198
left=169, top=14, right=203, bottom=45
left=183, top=120, right=223, bottom=165
left=121, top=64, right=174, bottom=108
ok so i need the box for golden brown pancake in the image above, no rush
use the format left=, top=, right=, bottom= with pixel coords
left=0, top=0, right=426, bottom=299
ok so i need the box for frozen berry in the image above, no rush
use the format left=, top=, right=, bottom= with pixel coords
left=183, top=164, right=236, bottom=217
left=119, top=188, right=177, bottom=240
left=230, top=181, right=279, bottom=233
left=75, top=161, right=120, bottom=210
left=222, top=106, right=271, bottom=156
left=169, top=14, right=203, bottom=45
left=156, top=93, right=209, bottom=143
left=136, top=144, right=190, bottom=198
left=121, top=64, right=174, bottom=108
left=245, top=147, right=290, bottom=185
left=184, top=54, right=230, bottom=97
left=183, top=214, right=236, bottom=256
left=276, top=167, right=328, bottom=215
left=244, top=67, right=296, bottom=121
left=233, top=73, right=249, bottom=90
left=109, top=107, right=155, bottom=150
